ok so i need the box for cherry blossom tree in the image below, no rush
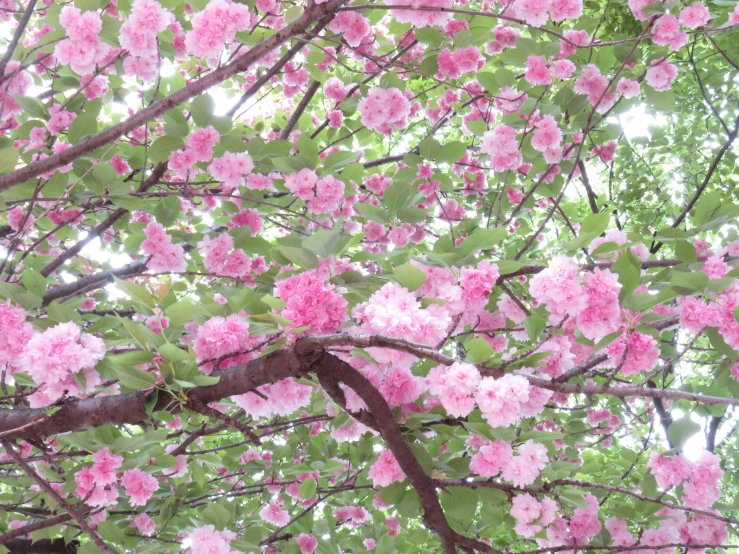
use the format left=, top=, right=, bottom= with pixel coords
left=0, top=0, right=738, bottom=552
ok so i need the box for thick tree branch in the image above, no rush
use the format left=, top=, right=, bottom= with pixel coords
left=313, top=351, right=498, bottom=554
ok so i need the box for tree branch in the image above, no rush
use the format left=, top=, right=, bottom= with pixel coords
left=0, top=0, right=347, bottom=190
left=0, top=0, right=38, bottom=78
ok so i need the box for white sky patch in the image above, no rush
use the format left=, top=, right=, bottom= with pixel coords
left=616, top=104, right=668, bottom=140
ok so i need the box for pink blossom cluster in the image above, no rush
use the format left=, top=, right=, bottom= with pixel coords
left=169, top=126, right=220, bottom=179
left=75, top=448, right=123, bottom=507
left=274, top=268, right=348, bottom=334
left=427, top=362, right=481, bottom=417
left=233, top=378, right=313, bottom=419
left=188, top=525, right=238, bottom=554
left=437, top=47, right=485, bottom=79
left=460, top=260, right=500, bottom=311
left=329, top=12, right=371, bottom=47
left=54, top=7, right=110, bottom=75
left=386, top=0, right=454, bottom=28
left=185, top=0, right=252, bottom=61
left=510, top=493, right=557, bottom=537
left=480, top=124, right=523, bottom=172
left=284, top=169, right=346, bottom=214
left=20, top=322, right=106, bottom=408
left=604, top=331, right=659, bottom=376
left=647, top=451, right=723, bottom=510
left=121, top=468, right=159, bottom=506
left=0, top=300, right=35, bottom=374
left=142, top=221, right=187, bottom=273
left=191, top=315, right=255, bottom=373
left=208, top=152, right=254, bottom=191
left=197, top=233, right=252, bottom=278
left=260, top=501, right=290, bottom=526
left=358, top=87, right=411, bottom=134
left=120, top=0, right=173, bottom=75
left=368, top=449, right=406, bottom=487
left=334, top=505, right=371, bottom=527
left=471, top=439, right=549, bottom=487
left=514, top=0, right=583, bottom=27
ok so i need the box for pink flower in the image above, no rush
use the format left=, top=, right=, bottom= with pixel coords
left=121, top=469, right=158, bottom=506
left=570, top=493, right=602, bottom=543
left=553, top=59, right=576, bottom=79
left=110, top=154, right=131, bottom=175
left=683, top=451, right=723, bottom=509
left=364, top=538, right=377, bottom=550
left=329, top=12, right=371, bottom=47
left=296, top=534, right=318, bottom=554
left=648, top=453, right=693, bottom=489
left=501, top=440, right=548, bottom=487
left=480, top=124, right=522, bottom=172
left=474, top=375, right=530, bottom=428
left=185, top=0, right=252, bottom=59
left=132, top=513, right=156, bottom=536
left=679, top=3, right=710, bottom=28
left=646, top=60, right=678, bottom=92
left=186, top=126, right=220, bottom=162
left=189, top=525, right=233, bottom=554
left=652, top=14, right=688, bottom=51
left=91, top=448, right=123, bottom=486
left=470, top=440, right=513, bottom=477
left=531, top=115, right=562, bottom=152
left=275, top=269, right=348, bottom=334
left=524, top=55, right=552, bottom=86
left=285, top=168, right=318, bottom=200
left=679, top=296, right=716, bottom=332
left=427, top=362, right=481, bottom=417
left=438, top=46, right=485, bottom=79
left=514, top=0, right=553, bottom=27
left=380, top=366, right=423, bottom=408
left=576, top=268, right=622, bottom=341
left=605, top=331, right=659, bottom=375
left=141, top=221, right=187, bottom=273
left=358, top=87, right=411, bottom=134
left=368, top=450, right=406, bottom=487
left=616, top=78, right=640, bottom=98
left=208, top=151, right=254, bottom=190
left=259, top=502, right=290, bottom=526
left=529, top=256, right=586, bottom=318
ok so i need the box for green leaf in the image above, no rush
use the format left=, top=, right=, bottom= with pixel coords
left=461, top=227, right=507, bottom=255
left=67, top=114, right=98, bottom=144
left=675, top=241, right=697, bottom=263
left=114, top=277, right=155, bottom=308
left=21, top=269, right=47, bottom=296
left=300, top=477, right=317, bottom=499
left=113, top=365, right=157, bottom=390
left=0, top=148, right=20, bottom=174
left=159, top=342, right=192, bottom=362
left=465, top=337, right=494, bottom=364
left=154, top=195, right=181, bottom=227
left=667, top=417, right=701, bottom=449
left=580, top=212, right=611, bottom=236
left=523, top=314, right=547, bottom=341
left=440, top=487, right=478, bottom=522
left=191, top=94, right=215, bottom=127
left=202, top=503, right=231, bottom=531
left=394, top=262, right=427, bottom=292
left=612, top=251, right=641, bottom=300
left=149, top=136, right=184, bottom=162
left=669, top=271, right=708, bottom=295
left=437, top=141, right=467, bottom=164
